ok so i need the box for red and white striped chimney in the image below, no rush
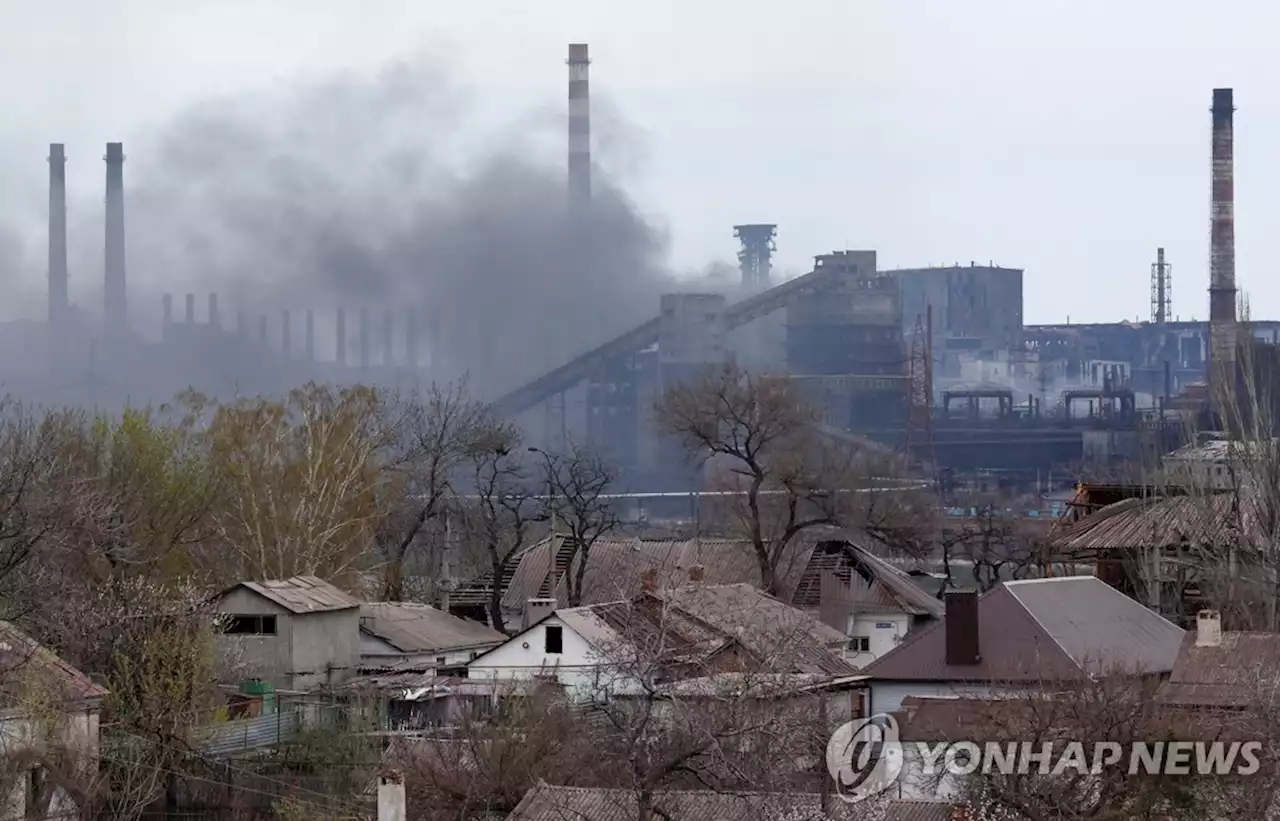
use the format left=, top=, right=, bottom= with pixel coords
left=567, top=44, right=591, bottom=210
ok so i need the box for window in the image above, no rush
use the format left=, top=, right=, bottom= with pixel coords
left=848, top=636, right=870, bottom=653
left=544, top=624, right=564, bottom=654
left=225, top=615, right=277, bottom=636
left=436, top=656, right=447, bottom=665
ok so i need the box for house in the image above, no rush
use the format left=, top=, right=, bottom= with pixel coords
left=215, top=575, right=362, bottom=691
left=0, top=621, right=108, bottom=821
left=1155, top=609, right=1280, bottom=709
left=468, top=583, right=858, bottom=701
left=449, top=529, right=943, bottom=666
left=359, top=602, right=505, bottom=671
left=507, top=782, right=962, bottom=821
left=860, top=576, right=1185, bottom=716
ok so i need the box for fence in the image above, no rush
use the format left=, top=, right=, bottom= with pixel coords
left=198, top=708, right=302, bottom=757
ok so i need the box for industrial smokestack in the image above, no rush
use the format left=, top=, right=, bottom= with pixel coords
left=405, top=309, right=418, bottom=368
left=1209, top=88, right=1237, bottom=403
left=184, top=294, right=195, bottom=324
left=236, top=311, right=246, bottom=338
left=567, top=44, right=591, bottom=210
left=208, top=294, right=220, bottom=328
left=383, top=308, right=394, bottom=366
left=359, top=308, right=370, bottom=368
left=104, top=142, right=127, bottom=340
left=305, top=310, right=315, bottom=361
left=336, top=308, right=347, bottom=365
left=162, top=294, right=173, bottom=328
left=282, top=310, right=292, bottom=355
left=258, top=315, right=268, bottom=348
left=48, top=144, right=68, bottom=327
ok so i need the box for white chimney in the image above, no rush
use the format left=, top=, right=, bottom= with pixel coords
left=1195, top=609, right=1222, bottom=648
left=523, top=598, right=558, bottom=630
left=377, top=771, right=405, bottom=821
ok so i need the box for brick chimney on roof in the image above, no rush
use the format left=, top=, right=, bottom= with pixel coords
left=949, top=805, right=973, bottom=821
left=641, top=568, right=659, bottom=594
left=945, top=589, right=981, bottom=666
left=688, top=565, right=705, bottom=583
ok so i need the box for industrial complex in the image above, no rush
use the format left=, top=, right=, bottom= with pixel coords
left=10, top=48, right=1276, bottom=494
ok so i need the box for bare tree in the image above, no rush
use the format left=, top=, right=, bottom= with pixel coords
left=654, top=364, right=856, bottom=594
left=461, top=422, right=543, bottom=632
left=940, top=494, right=1053, bottom=592
left=529, top=442, right=620, bottom=607
left=380, top=380, right=493, bottom=600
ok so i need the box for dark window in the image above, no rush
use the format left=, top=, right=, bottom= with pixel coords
left=436, top=656, right=446, bottom=665
left=849, top=636, right=870, bottom=653
left=226, top=615, right=277, bottom=636
left=545, top=624, right=564, bottom=654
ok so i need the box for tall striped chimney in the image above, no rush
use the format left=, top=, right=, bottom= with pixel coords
left=1209, top=88, right=1237, bottom=404
left=48, top=144, right=68, bottom=327
left=567, top=44, right=591, bottom=211
left=104, top=143, right=127, bottom=340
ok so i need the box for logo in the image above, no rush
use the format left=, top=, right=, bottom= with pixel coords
left=825, top=713, right=904, bottom=803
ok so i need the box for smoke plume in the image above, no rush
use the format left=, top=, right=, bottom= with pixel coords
left=119, top=57, right=689, bottom=398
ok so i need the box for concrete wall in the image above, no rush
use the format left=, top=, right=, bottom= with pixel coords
left=359, top=633, right=489, bottom=669
left=894, top=265, right=1024, bottom=352
left=0, top=706, right=100, bottom=820
left=846, top=612, right=911, bottom=668
left=217, top=587, right=293, bottom=689
left=291, top=607, right=360, bottom=689
left=659, top=294, right=727, bottom=365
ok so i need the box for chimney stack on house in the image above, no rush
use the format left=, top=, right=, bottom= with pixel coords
left=944, top=590, right=981, bottom=666
left=687, top=565, right=705, bottom=583
left=1195, top=609, right=1223, bottom=648
left=640, top=568, right=659, bottom=594
left=523, top=598, right=558, bottom=630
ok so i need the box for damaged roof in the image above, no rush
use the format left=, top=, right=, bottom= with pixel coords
left=227, top=575, right=361, bottom=614
left=359, top=603, right=504, bottom=654
left=862, top=576, right=1185, bottom=683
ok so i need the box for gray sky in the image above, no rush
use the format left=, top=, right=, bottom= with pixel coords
left=2, top=0, right=1278, bottom=325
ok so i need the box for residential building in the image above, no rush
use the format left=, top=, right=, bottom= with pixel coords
left=358, top=602, right=505, bottom=671
left=507, top=782, right=961, bottom=821
left=214, top=575, right=362, bottom=691
left=468, top=583, right=858, bottom=701
left=1155, top=609, right=1280, bottom=709
left=449, top=529, right=943, bottom=666
left=0, top=621, right=107, bottom=821
left=860, top=577, right=1185, bottom=716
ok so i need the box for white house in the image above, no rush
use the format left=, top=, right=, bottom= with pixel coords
left=0, top=621, right=107, bottom=821
left=467, top=584, right=857, bottom=702
left=860, top=577, right=1185, bottom=717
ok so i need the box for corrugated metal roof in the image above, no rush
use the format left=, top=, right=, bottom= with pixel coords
left=509, top=783, right=932, bottom=821
left=1156, top=630, right=1280, bottom=707
left=862, top=576, right=1184, bottom=683
left=1053, top=495, right=1233, bottom=552
left=359, top=603, right=505, bottom=654
left=235, top=575, right=361, bottom=614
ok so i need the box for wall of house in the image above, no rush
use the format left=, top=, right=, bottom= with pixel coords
left=847, top=612, right=911, bottom=668
left=217, top=588, right=294, bottom=689
left=468, top=617, right=617, bottom=699
left=869, top=682, right=997, bottom=716
left=290, top=608, right=360, bottom=690
left=0, top=706, right=101, bottom=819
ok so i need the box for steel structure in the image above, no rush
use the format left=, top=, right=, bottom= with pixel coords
left=906, top=307, right=937, bottom=480
left=733, top=224, right=777, bottom=290
left=1150, top=247, right=1171, bottom=324
left=1208, top=88, right=1237, bottom=402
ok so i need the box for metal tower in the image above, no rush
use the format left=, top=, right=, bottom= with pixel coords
left=1150, top=247, right=1171, bottom=324
left=733, top=224, right=777, bottom=289
left=905, top=307, right=938, bottom=488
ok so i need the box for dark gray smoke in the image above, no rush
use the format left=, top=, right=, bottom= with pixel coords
left=122, top=58, right=686, bottom=398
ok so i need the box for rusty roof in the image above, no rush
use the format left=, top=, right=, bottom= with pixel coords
left=861, top=577, right=1184, bottom=683
left=230, top=575, right=361, bottom=614
left=0, top=621, right=107, bottom=705
left=509, top=783, right=937, bottom=821
left=1155, top=630, right=1280, bottom=708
